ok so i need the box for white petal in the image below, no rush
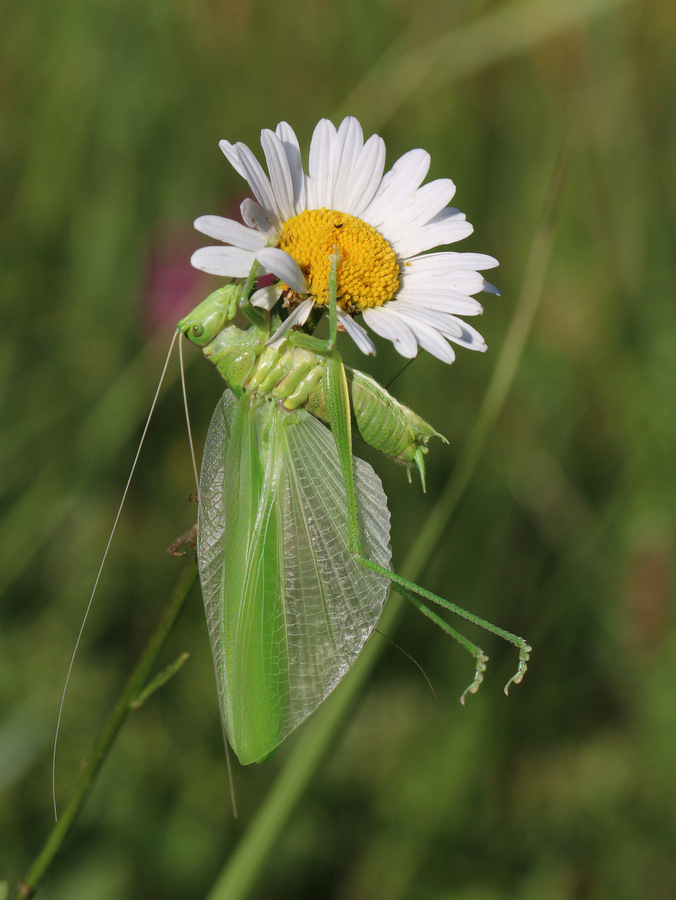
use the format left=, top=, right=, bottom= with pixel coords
left=386, top=309, right=456, bottom=364
left=393, top=208, right=473, bottom=257
left=256, top=247, right=308, bottom=293
left=307, top=119, right=337, bottom=209
left=395, top=307, right=486, bottom=350
left=275, top=121, right=306, bottom=212
left=361, top=149, right=431, bottom=228
left=395, top=292, right=484, bottom=316
left=337, top=308, right=377, bottom=356
left=380, top=179, right=456, bottom=245
left=388, top=303, right=464, bottom=338
left=405, top=251, right=499, bottom=271
left=219, top=139, right=247, bottom=180
left=362, top=307, right=418, bottom=358
left=396, top=303, right=487, bottom=341
left=444, top=317, right=487, bottom=351
left=342, top=133, right=387, bottom=216
left=194, top=215, right=267, bottom=251
left=331, top=117, right=364, bottom=210
left=240, top=198, right=276, bottom=240
left=251, top=285, right=282, bottom=310
left=266, top=298, right=315, bottom=348
left=191, top=246, right=256, bottom=277
left=400, top=267, right=486, bottom=296
left=234, top=142, right=283, bottom=228
left=261, top=129, right=296, bottom=222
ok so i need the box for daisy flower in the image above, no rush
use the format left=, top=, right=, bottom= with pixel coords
left=191, top=117, right=498, bottom=363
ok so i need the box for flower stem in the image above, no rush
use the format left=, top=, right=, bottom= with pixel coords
left=11, top=557, right=198, bottom=900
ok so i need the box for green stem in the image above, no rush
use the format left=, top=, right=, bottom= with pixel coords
left=11, top=558, right=198, bottom=900
left=203, top=149, right=566, bottom=900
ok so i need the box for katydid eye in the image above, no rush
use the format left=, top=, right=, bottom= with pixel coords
left=191, top=323, right=205, bottom=337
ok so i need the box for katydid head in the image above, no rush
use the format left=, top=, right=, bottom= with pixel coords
left=178, top=284, right=240, bottom=347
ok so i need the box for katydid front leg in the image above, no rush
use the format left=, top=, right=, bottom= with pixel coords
left=177, top=258, right=269, bottom=345
left=238, top=259, right=270, bottom=331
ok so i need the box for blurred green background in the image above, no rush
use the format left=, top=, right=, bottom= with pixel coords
left=1, top=0, right=675, bottom=897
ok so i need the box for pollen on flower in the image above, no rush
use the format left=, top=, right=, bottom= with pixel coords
left=278, top=208, right=399, bottom=311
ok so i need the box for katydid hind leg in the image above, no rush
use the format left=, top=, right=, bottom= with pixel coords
left=357, top=556, right=531, bottom=697
left=305, top=251, right=531, bottom=695
left=395, top=585, right=489, bottom=704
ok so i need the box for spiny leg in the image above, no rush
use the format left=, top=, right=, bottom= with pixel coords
left=401, top=585, right=489, bottom=703
left=358, top=557, right=531, bottom=695
left=331, top=259, right=529, bottom=692
left=284, top=247, right=340, bottom=353
left=294, top=253, right=532, bottom=694
left=167, top=523, right=197, bottom=557
left=238, top=259, right=269, bottom=331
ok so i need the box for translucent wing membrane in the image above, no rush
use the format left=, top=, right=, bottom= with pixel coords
left=198, top=391, right=391, bottom=764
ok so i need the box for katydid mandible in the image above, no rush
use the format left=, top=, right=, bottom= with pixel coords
left=178, top=252, right=530, bottom=766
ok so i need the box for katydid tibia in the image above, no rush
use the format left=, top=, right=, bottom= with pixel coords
left=178, top=253, right=531, bottom=766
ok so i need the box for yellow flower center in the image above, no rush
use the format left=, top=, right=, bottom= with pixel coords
left=278, top=208, right=399, bottom=311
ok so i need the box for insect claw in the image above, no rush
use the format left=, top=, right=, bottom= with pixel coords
left=167, top=523, right=198, bottom=557
left=503, top=642, right=531, bottom=695
left=460, top=649, right=488, bottom=705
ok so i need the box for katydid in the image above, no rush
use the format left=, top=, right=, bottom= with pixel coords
left=178, top=254, right=530, bottom=766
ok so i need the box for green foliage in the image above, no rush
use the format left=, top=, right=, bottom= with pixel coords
left=2, top=0, right=675, bottom=897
